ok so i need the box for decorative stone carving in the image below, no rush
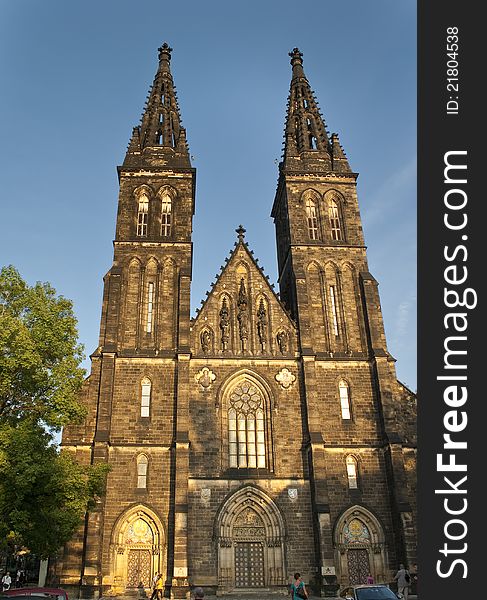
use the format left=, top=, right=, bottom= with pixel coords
left=195, top=367, right=216, bottom=390
left=219, top=537, right=233, bottom=547
left=257, top=299, right=268, bottom=351
left=201, top=488, right=211, bottom=502
left=219, top=298, right=230, bottom=351
left=288, top=488, right=298, bottom=501
left=276, top=329, right=289, bottom=354
left=200, top=329, right=211, bottom=354
left=237, top=278, right=249, bottom=352
left=275, top=367, right=296, bottom=389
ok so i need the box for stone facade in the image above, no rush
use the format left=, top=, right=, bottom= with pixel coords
left=58, top=45, right=416, bottom=598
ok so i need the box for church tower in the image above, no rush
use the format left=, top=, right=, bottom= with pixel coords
left=59, top=44, right=195, bottom=599
left=271, top=48, right=416, bottom=587
left=58, top=45, right=416, bottom=598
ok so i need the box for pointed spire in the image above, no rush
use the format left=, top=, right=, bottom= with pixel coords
left=281, top=48, right=336, bottom=172
left=123, top=43, right=191, bottom=168
left=330, top=133, right=351, bottom=172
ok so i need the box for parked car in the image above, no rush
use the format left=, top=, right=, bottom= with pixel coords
left=2, top=588, right=68, bottom=600
left=340, top=584, right=402, bottom=600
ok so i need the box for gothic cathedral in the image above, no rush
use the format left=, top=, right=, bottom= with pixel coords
left=58, top=44, right=417, bottom=598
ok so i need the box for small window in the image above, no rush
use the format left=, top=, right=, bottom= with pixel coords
left=339, top=380, right=351, bottom=420
left=137, top=193, right=149, bottom=236
left=146, top=282, right=154, bottom=333
left=137, top=455, right=148, bottom=489
left=306, top=198, right=319, bottom=240
left=329, top=285, right=340, bottom=336
left=141, top=377, right=151, bottom=417
left=329, top=199, right=342, bottom=241
left=346, top=455, right=358, bottom=489
left=161, top=194, right=172, bottom=236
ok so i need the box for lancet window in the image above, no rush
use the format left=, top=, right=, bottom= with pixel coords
left=329, top=199, right=343, bottom=241
left=161, top=194, right=172, bottom=236
left=339, top=380, right=351, bottom=420
left=140, top=377, right=151, bottom=418
left=306, top=198, right=319, bottom=240
left=146, top=282, right=154, bottom=333
left=137, top=193, right=149, bottom=237
left=329, top=285, right=340, bottom=336
left=346, top=455, right=358, bottom=489
left=137, top=454, right=149, bottom=488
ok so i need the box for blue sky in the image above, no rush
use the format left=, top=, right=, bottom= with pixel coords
left=0, top=0, right=416, bottom=390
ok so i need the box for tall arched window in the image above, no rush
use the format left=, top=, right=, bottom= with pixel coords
left=228, top=381, right=266, bottom=469
left=140, top=377, right=151, bottom=417
left=146, top=282, right=155, bottom=333
left=346, top=455, right=358, bottom=489
left=305, top=198, right=319, bottom=240
left=137, top=193, right=149, bottom=236
left=329, top=199, right=342, bottom=240
left=137, top=454, right=149, bottom=488
left=329, top=285, right=340, bottom=336
left=161, top=194, right=172, bottom=236
left=339, top=380, right=351, bottom=420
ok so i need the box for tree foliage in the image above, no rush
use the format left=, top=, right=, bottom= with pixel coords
left=0, top=420, right=108, bottom=558
left=0, top=265, right=86, bottom=428
left=0, top=266, right=108, bottom=557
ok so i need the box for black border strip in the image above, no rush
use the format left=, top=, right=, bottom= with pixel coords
left=418, top=3, right=481, bottom=597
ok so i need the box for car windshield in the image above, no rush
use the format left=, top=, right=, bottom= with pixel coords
left=355, top=587, right=397, bottom=600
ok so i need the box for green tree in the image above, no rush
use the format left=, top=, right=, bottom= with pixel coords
left=0, top=265, right=86, bottom=427
left=0, top=265, right=108, bottom=558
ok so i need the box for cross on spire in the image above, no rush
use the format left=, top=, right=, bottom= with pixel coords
left=236, top=225, right=246, bottom=242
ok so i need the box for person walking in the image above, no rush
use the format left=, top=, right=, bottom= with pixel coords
left=289, top=573, right=308, bottom=600
left=193, top=587, right=205, bottom=600
left=150, top=573, right=163, bottom=600
left=366, top=573, right=374, bottom=584
left=393, top=563, right=410, bottom=600
left=2, top=572, right=12, bottom=592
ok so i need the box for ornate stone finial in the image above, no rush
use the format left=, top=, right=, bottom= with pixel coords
left=158, top=42, right=173, bottom=63
left=289, top=47, right=303, bottom=66
left=236, top=225, right=246, bottom=242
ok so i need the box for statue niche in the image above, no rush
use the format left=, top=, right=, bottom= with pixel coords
left=237, top=278, right=249, bottom=352
left=219, top=297, right=230, bottom=352
left=256, top=299, right=268, bottom=352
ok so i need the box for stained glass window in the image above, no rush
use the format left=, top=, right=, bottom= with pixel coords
left=229, top=381, right=266, bottom=469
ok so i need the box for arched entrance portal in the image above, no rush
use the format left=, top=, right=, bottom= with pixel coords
left=108, top=505, right=166, bottom=594
left=216, top=486, right=286, bottom=592
left=334, top=506, right=388, bottom=586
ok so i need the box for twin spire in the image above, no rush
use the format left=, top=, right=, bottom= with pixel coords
left=123, top=43, right=191, bottom=168
left=282, top=48, right=351, bottom=173
left=123, top=44, right=350, bottom=173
